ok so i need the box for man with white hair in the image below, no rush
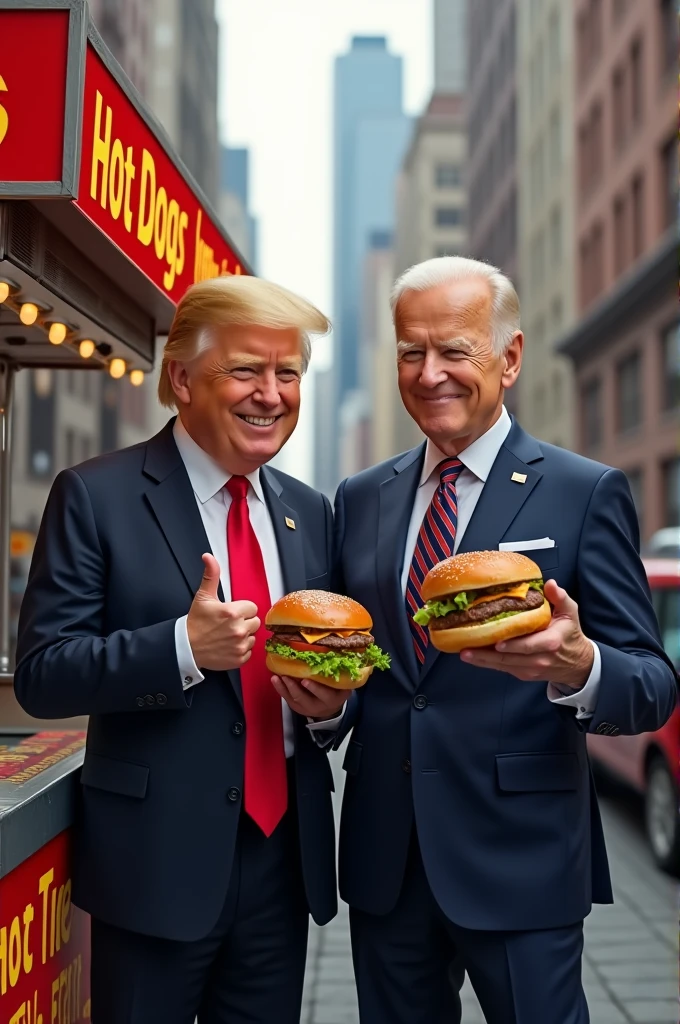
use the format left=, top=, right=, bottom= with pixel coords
left=328, top=257, right=676, bottom=1023
left=15, top=276, right=352, bottom=1024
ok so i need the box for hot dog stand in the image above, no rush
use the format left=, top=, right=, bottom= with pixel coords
left=0, top=2, right=247, bottom=1018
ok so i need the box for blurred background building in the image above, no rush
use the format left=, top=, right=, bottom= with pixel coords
left=558, top=0, right=678, bottom=542
left=516, top=0, right=576, bottom=449
left=219, top=146, right=259, bottom=272
left=314, top=35, right=412, bottom=494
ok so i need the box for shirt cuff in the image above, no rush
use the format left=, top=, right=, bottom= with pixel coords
left=306, top=708, right=346, bottom=733
left=175, top=615, right=205, bottom=691
left=547, top=640, right=601, bottom=720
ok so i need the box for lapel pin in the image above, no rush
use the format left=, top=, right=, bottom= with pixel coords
left=511, top=472, right=528, bottom=484
left=285, top=517, right=296, bottom=530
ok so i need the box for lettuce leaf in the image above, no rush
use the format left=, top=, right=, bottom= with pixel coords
left=264, top=640, right=391, bottom=682
left=413, top=580, right=544, bottom=626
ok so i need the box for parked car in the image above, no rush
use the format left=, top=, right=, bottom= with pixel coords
left=645, top=527, right=680, bottom=559
left=587, top=558, right=680, bottom=875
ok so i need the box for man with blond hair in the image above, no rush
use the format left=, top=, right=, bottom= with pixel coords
left=323, top=256, right=676, bottom=1022
left=15, top=276, right=351, bottom=1024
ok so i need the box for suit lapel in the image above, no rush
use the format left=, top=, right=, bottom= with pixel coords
left=143, top=421, right=216, bottom=599
left=377, top=445, right=425, bottom=690
left=420, top=421, right=544, bottom=681
left=142, top=420, right=241, bottom=704
left=260, top=467, right=308, bottom=595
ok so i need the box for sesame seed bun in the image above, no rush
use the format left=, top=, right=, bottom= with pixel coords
left=421, top=550, right=544, bottom=602
left=265, top=590, right=373, bottom=631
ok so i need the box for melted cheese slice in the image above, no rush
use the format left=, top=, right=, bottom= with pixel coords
left=467, top=582, right=531, bottom=609
left=298, top=628, right=372, bottom=643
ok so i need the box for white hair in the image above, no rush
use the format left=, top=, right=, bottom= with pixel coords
left=390, top=256, right=521, bottom=356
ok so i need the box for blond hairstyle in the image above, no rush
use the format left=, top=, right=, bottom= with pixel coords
left=391, top=256, right=520, bottom=356
left=158, top=275, right=331, bottom=409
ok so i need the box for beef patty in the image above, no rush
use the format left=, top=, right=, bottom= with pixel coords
left=269, top=628, right=374, bottom=651
left=428, top=588, right=545, bottom=630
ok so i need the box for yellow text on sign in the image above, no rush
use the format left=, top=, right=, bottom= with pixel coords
left=0, top=74, right=8, bottom=147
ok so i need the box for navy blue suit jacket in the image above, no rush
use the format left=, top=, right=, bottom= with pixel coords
left=15, top=421, right=338, bottom=940
left=333, top=420, right=677, bottom=931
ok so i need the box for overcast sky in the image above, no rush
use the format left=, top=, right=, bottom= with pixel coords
left=215, top=0, right=433, bottom=481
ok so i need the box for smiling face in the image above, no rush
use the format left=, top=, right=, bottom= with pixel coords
left=395, top=276, right=523, bottom=455
left=168, top=324, right=303, bottom=475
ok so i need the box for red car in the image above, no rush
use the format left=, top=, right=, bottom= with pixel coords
left=587, top=558, right=680, bottom=874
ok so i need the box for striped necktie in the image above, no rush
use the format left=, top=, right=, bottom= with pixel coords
left=406, top=458, right=464, bottom=663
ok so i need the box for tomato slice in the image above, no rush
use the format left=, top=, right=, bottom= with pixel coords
left=285, top=640, right=336, bottom=654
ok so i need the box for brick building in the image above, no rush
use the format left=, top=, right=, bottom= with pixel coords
left=559, top=0, right=678, bottom=543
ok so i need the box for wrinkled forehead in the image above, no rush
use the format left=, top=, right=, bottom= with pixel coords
left=395, top=279, right=493, bottom=337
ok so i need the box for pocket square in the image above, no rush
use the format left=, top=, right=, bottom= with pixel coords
left=499, top=537, right=555, bottom=552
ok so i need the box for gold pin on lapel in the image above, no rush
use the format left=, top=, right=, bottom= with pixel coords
left=511, top=472, right=528, bottom=484
left=285, top=517, right=296, bottom=530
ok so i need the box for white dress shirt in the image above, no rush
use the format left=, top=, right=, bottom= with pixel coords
left=400, top=407, right=601, bottom=717
left=172, top=418, right=339, bottom=755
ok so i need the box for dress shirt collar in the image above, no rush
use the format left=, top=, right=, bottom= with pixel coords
left=173, top=416, right=266, bottom=505
left=419, top=406, right=512, bottom=488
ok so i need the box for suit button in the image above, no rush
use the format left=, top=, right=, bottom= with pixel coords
left=413, top=695, right=428, bottom=710
left=145, top=694, right=155, bottom=705
left=136, top=697, right=145, bottom=707
left=227, top=787, right=241, bottom=802
left=401, top=759, right=412, bottom=774
left=232, top=722, right=244, bottom=736
left=156, top=693, right=167, bottom=706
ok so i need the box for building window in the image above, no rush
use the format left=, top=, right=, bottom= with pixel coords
left=582, top=377, right=603, bottom=451
left=631, top=174, right=644, bottom=259
left=613, top=195, right=627, bottom=276
left=591, top=220, right=604, bottom=300
left=661, top=322, right=680, bottom=411
left=630, top=37, right=644, bottom=128
left=617, top=351, right=642, bottom=433
left=550, top=206, right=562, bottom=268
left=435, top=164, right=462, bottom=188
left=660, top=0, right=678, bottom=77
left=662, top=458, right=680, bottom=527
left=660, top=137, right=678, bottom=229
left=65, top=429, right=76, bottom=469
left=435, top=207, right=463, bottom=227
left=612, top=66, right=626, bottom=150
left=626, top=468, right=645, bottom=536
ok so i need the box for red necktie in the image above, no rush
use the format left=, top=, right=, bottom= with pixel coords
left=226, top=476, right=287, bottom=836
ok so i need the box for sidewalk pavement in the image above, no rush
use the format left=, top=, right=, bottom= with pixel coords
left=301, top=752, right=678, bottom=1024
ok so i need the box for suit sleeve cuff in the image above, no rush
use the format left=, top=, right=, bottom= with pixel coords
left=175, top=615, right=204, bottom=690
left=306, top=707, right=345, bottom=732
left=547, top=640, right=601, bottom=720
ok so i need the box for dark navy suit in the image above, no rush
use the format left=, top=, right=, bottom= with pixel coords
left=333, top=419, right=677, bottom=1023
left=15, top=421, right=338, bottom=1023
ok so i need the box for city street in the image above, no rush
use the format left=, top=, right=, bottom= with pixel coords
left=302, top=752, right=678, bottom=1024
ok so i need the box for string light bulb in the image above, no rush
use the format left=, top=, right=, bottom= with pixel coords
left=129, top=370, right=144, bottom=387
left=109, top=358, right=126, bottom=379
left=19, top=302, right=39, bottom=326
left=79, top=339, right=95, bottom=359
left=0, top=278, right=18, bottom=304
left=48, top=322, right=67, bottom=345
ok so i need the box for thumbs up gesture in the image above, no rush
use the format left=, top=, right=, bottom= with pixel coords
left=187, top=554, right=260, bottom=671
left=460, top=579, right=595, bottom=689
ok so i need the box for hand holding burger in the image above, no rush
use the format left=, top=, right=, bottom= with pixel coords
left=413, top=550, right=594, bottom=689
left=266, top=590, right=391, bottom=720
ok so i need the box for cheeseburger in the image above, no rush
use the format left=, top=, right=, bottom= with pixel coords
left=265, top=590, right=390, bottom=689
left=413, top=550, right=551, bottom=653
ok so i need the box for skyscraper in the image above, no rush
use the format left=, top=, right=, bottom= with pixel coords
left=434, top=0, right=467, bottom=93
left=219, top=146, right=258, bottom=272
left=314, top=36, right=411, bottom=494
